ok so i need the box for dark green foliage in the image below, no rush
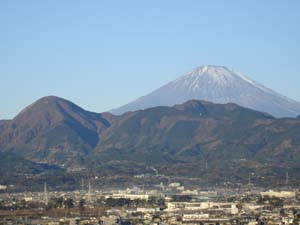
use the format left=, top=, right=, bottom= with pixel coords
left=256, top=196, right=284, bottom=208
left=47, top=197, right=64, bottom=209
left=64, top=198, right=75, bottom=208
left=171, top=195, right=192, bottom=202
left=79, top=198, right=85, bottom=211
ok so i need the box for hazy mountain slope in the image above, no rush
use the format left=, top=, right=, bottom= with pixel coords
left=0, top=120, right=10, bottom=135
left=111, top=65, right=300, bottom=117
left=0, top=120, right=9, bottom=126
left=0, top=96, right=111, bottom=166
left=96, top=100, right=282, bottom=164
left=0, top=151, right=61, bottom=177
left=95, top=100, right=300, bottom=185
left=1, top=97, right=300, bottom=187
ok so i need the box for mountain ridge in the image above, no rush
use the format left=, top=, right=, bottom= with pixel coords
left=1, top=96, right=300, bottom=188
left=111, top=65, right=300, bottom=117
left=0, top=96, right=112, bottom=166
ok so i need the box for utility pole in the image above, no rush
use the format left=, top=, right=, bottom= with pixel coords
left=160, top=182, right=164, bottom=192
left=248, top=174, right=251, bottom=185
left=80, top=179, right=85, bottom=197
left=286, top=171, right=289, bottom=188
left=87, top=181, right=92, bottom=204
left=44, top=182, right=48, bottom=205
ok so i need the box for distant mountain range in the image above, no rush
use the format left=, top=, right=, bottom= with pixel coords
left=111, top=65, right=300, bottom=118
left=1, top=96, right=300, bottom=189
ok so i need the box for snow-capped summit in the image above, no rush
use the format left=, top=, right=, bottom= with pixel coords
left=175, top=65, right=236, bottom=87
left=174, top=65, right=272, bottom=93
left=111, top=65, right=300, bottom=117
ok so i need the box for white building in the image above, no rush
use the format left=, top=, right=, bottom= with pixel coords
left=261, top=190, right=295, bottom=198
left=182, top=213, right=209, bottom=221
left=110, top=193, right=149, bottom=200
left=0, top=185, right=7, bottom=190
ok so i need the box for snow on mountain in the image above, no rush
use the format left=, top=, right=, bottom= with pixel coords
left=111, top=65, right=300, bottom=117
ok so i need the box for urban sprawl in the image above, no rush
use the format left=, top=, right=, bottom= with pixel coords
left=0, top=182, right=300, bottom=225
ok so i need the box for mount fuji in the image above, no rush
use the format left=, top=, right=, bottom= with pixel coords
left=111, top=65, right=300, bottom=117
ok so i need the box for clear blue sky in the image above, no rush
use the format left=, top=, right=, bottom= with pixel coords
left=1, top=0, right=300, bottom=119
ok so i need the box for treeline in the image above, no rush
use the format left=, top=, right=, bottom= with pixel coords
left=0, top=196, right=166, bottom=211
